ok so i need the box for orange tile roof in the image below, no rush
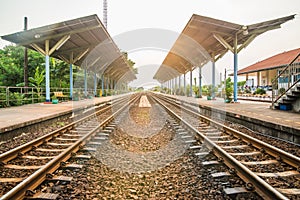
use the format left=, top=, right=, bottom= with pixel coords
left=238, top=48, right=300, bottom=75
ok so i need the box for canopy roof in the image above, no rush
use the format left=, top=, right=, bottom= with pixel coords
left=1, top=14, right=136, bottom=82
left=154, top=14, right=295, bottom=82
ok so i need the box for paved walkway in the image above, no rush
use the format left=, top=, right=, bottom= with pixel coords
left=0, top=96, right=113, bottom=133
left=161, top=93, right=300, bottom=130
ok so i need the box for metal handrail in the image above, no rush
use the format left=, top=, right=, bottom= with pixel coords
left=273, top=79, right=300, bottom=106
left=0, top=86, right=119, bottom=108
left=271, top=53, right=300, bottom=108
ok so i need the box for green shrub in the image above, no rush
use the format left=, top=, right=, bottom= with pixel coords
left=225, top=78, right=233, bottom=102
left=9, top=92, right=24, bottom=106
left=279, top=88, right=286, bottom=95
left=244, top=88, right=251, bottom=94
left=253, top=88, right=266, bottom=95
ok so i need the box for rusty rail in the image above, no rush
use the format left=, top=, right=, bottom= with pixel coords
left=153, top=94, right=292, bottom=199
left=1, top=94, right=139, bottom=200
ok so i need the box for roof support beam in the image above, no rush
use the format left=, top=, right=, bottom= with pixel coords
left=213, top=34, right=234, bottom=53
left=31, top=43, right=46, bottom=55
left=49, top=35, right=70, bottom=55
left=237, top=34, right=257, bottom=53
left=215, top=52, right=227, bottom=62
left=249, top=25, right=281, bottom=35
left=57, top=55, right=70, bottom=64
left=74, top=48, right=89, bottom=63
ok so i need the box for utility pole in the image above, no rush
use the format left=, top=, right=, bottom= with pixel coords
left=24, top=17, right=28, bottom=90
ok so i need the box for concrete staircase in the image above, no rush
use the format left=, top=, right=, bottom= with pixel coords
left=274, top=83, right=300, bottom=111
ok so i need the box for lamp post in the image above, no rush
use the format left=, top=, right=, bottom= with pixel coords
left=224, top=68, right=234, bottom=101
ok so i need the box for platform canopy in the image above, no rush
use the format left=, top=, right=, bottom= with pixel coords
left=154, top=14, right=295, bottom=82
left=1, top=14, right=136, bottom=82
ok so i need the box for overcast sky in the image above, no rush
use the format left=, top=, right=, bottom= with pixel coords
left=0, top=0, right=299, bottom=87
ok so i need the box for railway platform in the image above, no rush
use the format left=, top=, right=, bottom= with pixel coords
left=159, top=93, right=300, bottom=143
left=0, top=96, right=113, bottom=134
left=1, top=92, right=299, bottom=143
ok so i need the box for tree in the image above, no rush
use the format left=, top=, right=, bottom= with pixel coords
left=29, top=66, right=45, bottom=97
left=50, top=58, right=70, bottom=88
left=0, top=44, right=74, bottom=89
left=0, top=45, right=24, bottom=86
left=0, top=44, right=45, bottom=87
left=122, top=52, right=137, bottom=74
left=225, top=77, right=233, bottom=102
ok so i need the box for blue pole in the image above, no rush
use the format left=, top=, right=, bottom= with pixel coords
left=101, top=75, right=104, bottom=96
left=94, top=73, right=97, bottom=97
left=184, top=73, right=186, bottom=96
left=190, top=70, right=193, bottom=97
left=106, top=76, right=109, bottom=96
left=199, top=67, right=202, bottom=97
left=69, top=64, right=73, bottom=100
left=45, top=55, right=50, bottom=102
left=84, top=68, right=87, bottom=98
left=107, top=77, right=109, bottom=90
left=234, top=52, right=238, bottom=102
left=111, top=79, right=114, bottom=95
left=212, top=61, right=215, bottom=98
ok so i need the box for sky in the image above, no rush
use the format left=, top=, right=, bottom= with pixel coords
left=0, top=0, right=299, bottom=88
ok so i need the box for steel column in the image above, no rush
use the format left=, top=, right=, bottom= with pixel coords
left=178, top=76, right=181, bottom=92
left=212, top=60, right=216, bottom=98
left=199, top=67, right=202, bottom=97
left=190, top=70, right=193, bottom=97
left=45, top=55, right=50, bottom=102
left=84, top=68, right=87, bottom=97
left=94, top=73, right=97, bottom=97
left=233, top=34, right=238, bottom=102
left=184, top=73, right=186, bottom=96
left=106, top=76, right=109, bottom=90
left=174, top=78, right=176, bottom=94
left=69, top=64, right=73, bottom=99
left=101, top=75, right=104, bottom=97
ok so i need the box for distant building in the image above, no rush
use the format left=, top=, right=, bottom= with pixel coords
left=237, top=48, right=300, bottom=90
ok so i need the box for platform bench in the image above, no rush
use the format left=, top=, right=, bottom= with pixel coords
left=53, top=91, right=68, bottom=101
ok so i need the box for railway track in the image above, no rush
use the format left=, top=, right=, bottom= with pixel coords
left=152, top=93, right=300, bottom=199
left=1, top=92, right=299, bottom=199
left=0, top=94, right=139, bottom=199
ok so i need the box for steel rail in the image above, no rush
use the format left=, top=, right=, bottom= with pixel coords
left=0, top=94, right=139, bottom=200
left=155, top=93, right=300, bottom=169
left=152, top=95, right=289, bottom=200
left=0, top=95, right=129, bottom=164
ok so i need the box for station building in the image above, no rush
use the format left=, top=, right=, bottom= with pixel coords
left=238, top=48, right=300, bottom=91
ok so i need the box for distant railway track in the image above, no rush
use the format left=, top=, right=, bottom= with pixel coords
left=0, top=94, right=139, bottom=199
left=152, top=93, right=300, bottom=200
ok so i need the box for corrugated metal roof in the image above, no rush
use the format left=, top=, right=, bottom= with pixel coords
left=1, top=14, right=136, bottom=82
left=238, top=48, right=300, bottom=75
left=154, top=14, right=295, bottom=82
